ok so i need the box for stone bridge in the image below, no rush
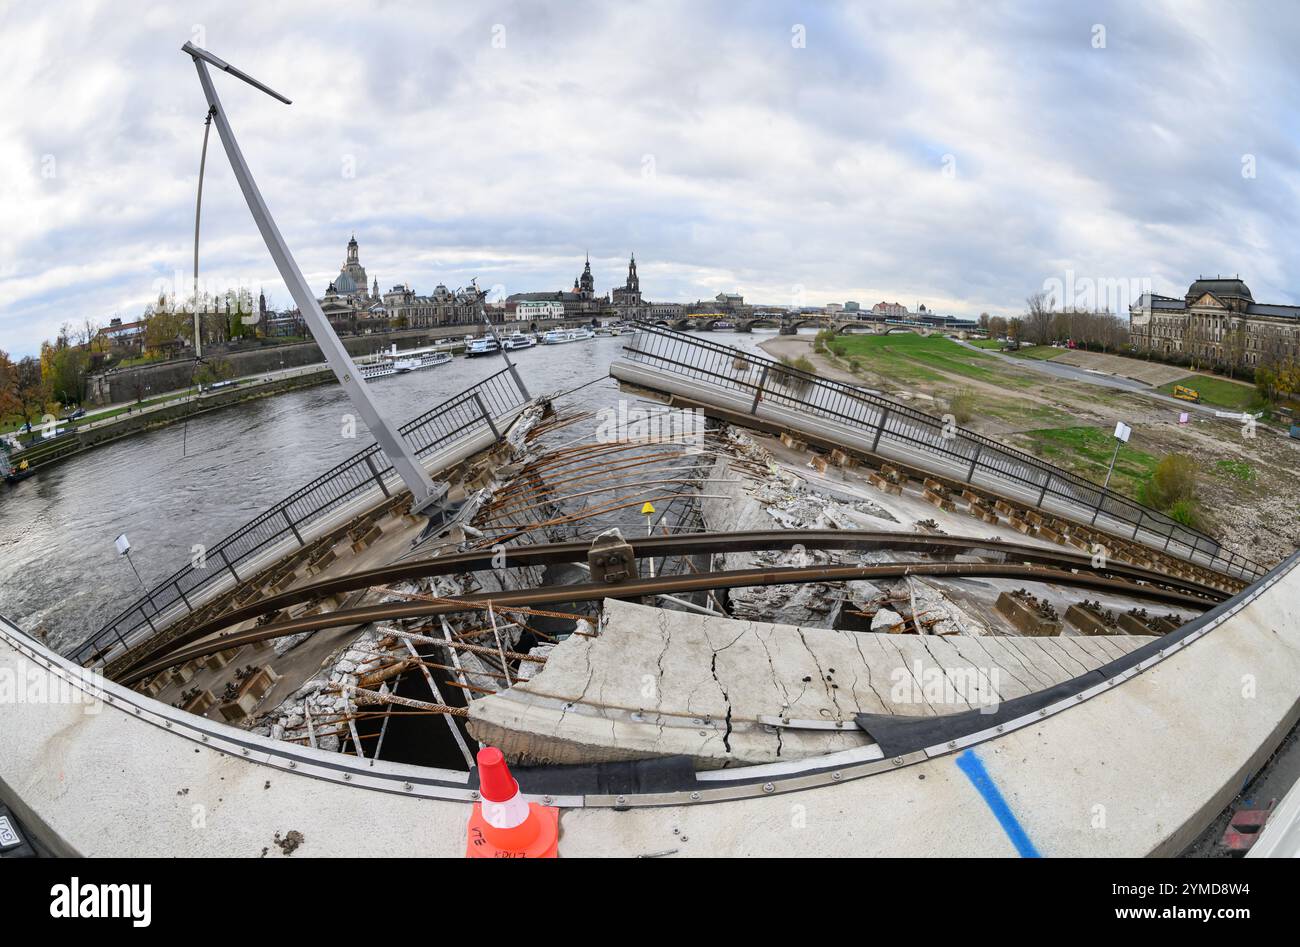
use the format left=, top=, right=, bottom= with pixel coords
left=667, top=314, right=982, bottom=339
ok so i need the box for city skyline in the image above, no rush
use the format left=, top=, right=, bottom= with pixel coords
left=5, top=1, right=1300, bottom=357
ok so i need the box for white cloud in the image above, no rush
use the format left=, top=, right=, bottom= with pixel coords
left=2, top=0, right=1298, bottom=356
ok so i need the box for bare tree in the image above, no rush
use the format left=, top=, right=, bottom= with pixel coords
left=1024, top=291, right=1054, bottom=345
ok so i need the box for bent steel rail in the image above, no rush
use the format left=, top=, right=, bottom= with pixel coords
left=111, top=529, right=1228, bottom=682
left=118, top=557, right=1216, bottom=686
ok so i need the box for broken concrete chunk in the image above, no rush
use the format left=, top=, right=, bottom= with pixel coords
left=871, top=608, right=905, bottom=632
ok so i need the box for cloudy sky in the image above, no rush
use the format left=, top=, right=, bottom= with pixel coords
left=2, top=0, right=1299, bottom=356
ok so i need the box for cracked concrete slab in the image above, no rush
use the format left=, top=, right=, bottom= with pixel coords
left=466, top=599, right=1156, bottom=768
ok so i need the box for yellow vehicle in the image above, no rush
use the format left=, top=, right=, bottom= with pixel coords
left=1172, top=384, right=1201, bottom=403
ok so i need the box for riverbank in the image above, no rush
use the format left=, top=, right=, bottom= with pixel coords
left=6, top=367, right=337, bottom=474
left=0, top=335, right=629, bottom=647
left=5, top=335, right=491, bottom=474
left=758, top=332, right=1300, bottom=568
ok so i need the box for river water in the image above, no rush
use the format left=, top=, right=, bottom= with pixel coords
left=0, top=330, right=783, bottom=652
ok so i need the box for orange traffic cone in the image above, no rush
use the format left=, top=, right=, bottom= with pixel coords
left=466, top=746, right=559, bottom=858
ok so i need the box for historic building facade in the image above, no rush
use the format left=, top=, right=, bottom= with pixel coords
left=611, top=254, right=647, bottom=320
left=506, top=254, right=613, bottom=321
left=1128, top=277, right=1300, bottom=368
left=871, top=301, right=909, bottom=318
left=514, top=299, right=564, bottom=321
left=320, top=235, right=387, bottom=333
left=317, top=235, right=491, bottom=331
left=381, top=283, right=484, bottom=328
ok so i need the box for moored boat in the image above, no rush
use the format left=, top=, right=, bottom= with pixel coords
left=541, top=327, right=596, bottom=344
left=466, top=337, right=502, bottom=357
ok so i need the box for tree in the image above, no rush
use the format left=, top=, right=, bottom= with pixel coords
left=143, top=308, right=189, bottom=355
left=1024, top=291, right=1054, bottom=345
left=1180, top=312, right=1208, bottom=371
left=194, top=358, right=234, bottom=386
left=1223, top=319, right=1248, bottom=379
left=0, top=349, right=21, bottom=421
left=15, top=356, right=48, bottom=431
left=39, top=323, right=92, bottom=407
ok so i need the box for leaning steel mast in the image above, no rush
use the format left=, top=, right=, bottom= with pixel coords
left=182, top=42, right=443, bottom=511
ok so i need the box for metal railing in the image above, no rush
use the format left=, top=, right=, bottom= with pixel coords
left=69, top=369, right=531, bottom=666
left=618, top=324, right=1268, bottom=582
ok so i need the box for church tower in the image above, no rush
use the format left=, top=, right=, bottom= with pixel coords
left=579, top=254, right=595, bottom=298
left=346, top=233, right=359, bottom=266
left=612, top=253, right=644, bottom=319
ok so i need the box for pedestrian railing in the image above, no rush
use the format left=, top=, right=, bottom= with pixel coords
left=68, top=368, right=531, bottom=666
left=618, top=323, right=1267, bottom=582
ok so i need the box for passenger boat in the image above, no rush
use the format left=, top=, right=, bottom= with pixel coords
left=465, top=337, right=502, bottom=358
left=361, top=349, right=452, bottom=379
left=360, top=361, right=398, bottom=380
left=393, top=352, right=453, bottom=373
left=541, top=327, right=596, bottom=345
left=502, top=333, right=536, bottom=350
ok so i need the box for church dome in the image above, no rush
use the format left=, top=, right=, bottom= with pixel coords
left=334, top=271, right=359, bottom=294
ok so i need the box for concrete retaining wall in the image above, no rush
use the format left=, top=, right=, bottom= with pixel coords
left=89, top=328, right=465, bottom=405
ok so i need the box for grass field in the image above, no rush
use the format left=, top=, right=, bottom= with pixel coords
left=978, top=396, right=1076, bottom=429
left=1156, top=375, right=1267, bottom=413
left=827, top=333, right=1032, bottom=387
left=1017, top=426, right=1159, bottom=498
left=1213, top=459, right=1257, bottom=483
left=1012, top=345, right=1067, bottom=361
left=958, top=337, right=1065, bottom=360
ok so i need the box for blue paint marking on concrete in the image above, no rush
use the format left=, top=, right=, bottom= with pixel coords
left=956, top=749, right=1042, bottom=858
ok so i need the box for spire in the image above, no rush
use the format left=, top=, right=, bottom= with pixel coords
left=626, top=253, right=639, bottom=293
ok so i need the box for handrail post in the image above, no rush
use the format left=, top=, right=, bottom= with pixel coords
left=871, top=406, right=890, bottom=452
left=751, top=365, right=769, bottom=414
left=174, top=580, right=193, bottom=614
left=364, top=453, right=391, bottom=497
left=473, top=392, right=501, bottom=440
left=218, top=548, right=240, bottom=583
left=281, top=507, right=305, bottom=546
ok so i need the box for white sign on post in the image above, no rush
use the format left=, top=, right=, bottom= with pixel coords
left=1113, top=421, right=1131, bottom=443
left=115, top=533, right=131, bottom=556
